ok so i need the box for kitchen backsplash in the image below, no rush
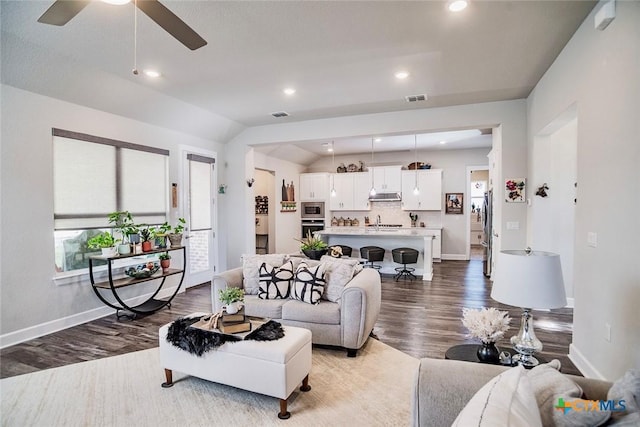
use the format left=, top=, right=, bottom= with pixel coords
left=329, top=201, right=442, bottom=228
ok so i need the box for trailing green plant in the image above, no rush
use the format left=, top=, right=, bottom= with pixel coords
left=295, top=231, right=328, bottom=251
left=218, top=287, right=245, bottom=305
left=87, top=232, right=116, bottom=249
left=170, top=218, right=186, bottom=234
left=158, top=252, right=171, bottom=260
left=108, top=211, right=138, bottom=242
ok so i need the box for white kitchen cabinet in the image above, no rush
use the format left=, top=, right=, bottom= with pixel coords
left=401, top=169, right=443, bottom=210
left=299, top=173, right=329, bottom=201
left=329, top=172, right=371, bottom=211
left=371, top=166, right=402, bottom=193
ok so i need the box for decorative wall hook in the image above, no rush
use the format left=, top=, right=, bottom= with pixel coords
left=246, top=178, right=255, bottom=187
left=535, top=183, right=549, bottom=197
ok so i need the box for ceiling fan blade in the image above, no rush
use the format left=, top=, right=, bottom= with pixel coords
left=38, top=0, right=91, bottom=26
left=136, top=0, right=207, bottom=51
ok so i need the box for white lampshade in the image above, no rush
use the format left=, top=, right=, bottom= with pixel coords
left=491, top=250, right=567, bottom=309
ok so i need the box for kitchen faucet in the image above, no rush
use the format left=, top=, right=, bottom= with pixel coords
left=375, top=215, right=381, bottom=230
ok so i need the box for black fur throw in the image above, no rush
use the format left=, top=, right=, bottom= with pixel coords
left=165, top=316, right=285, bottom=356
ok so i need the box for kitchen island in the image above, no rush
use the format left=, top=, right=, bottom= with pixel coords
left=316, top=227, right=436, bottom=280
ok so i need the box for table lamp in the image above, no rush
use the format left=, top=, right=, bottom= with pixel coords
left=491, top=248, right=566, bottom=367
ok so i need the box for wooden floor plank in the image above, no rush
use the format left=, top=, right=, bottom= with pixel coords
left=0, top=259, right=579, bottom=378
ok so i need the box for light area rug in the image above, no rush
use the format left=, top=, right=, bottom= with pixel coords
left=1, top=339, right=419, bottom=427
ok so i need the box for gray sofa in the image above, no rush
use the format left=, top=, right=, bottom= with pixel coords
left=412, top=358, right=613, bottom=427
left=212, top=265, right=381, bottom=356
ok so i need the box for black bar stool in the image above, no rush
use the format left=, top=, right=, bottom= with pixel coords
left=392, top=247, right=419, bottom=281
left=360, top=246, right=385, bottom=269
left=336, top=245, right=353, bottom=257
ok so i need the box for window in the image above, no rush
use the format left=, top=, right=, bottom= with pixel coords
left=53, top=129, right=169, bottom=272
left=470, top=180, right=486, bottom=214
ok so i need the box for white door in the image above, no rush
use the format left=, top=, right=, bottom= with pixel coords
left=183, top=151, right=217, bottom=287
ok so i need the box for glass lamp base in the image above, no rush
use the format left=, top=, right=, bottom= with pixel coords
left=511, top=352, right=540, bottom=368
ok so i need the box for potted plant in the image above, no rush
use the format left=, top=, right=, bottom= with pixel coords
left=155, top=221, right=172, bottom=249
left=295, top=230, right=328, bottom=260
left=461, top=307, right=511, bottom=363
left=139, top=226, right=153, bottom=252
left=87, top=231, right=117, bottom=257
left=108, top=211, right=137, bottom=255
left=167, top=218, right=186, bottom=248
left=218, top=287, right=245, bottom=315
left=158, top=252, right=171, bottom=273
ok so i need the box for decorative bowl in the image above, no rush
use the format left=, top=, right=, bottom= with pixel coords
left=125, top=262, right=160, bottom=279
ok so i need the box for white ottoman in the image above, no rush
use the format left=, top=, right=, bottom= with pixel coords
left=159, top=316, right=312, bottom=419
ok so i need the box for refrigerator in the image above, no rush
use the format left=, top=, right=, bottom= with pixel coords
left=482, top=190, right=493, bottom=277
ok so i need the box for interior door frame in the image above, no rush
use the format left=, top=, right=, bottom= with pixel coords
left=466, top=165, right=490, bottom=261
left=179, top=145, right=219, bottom=288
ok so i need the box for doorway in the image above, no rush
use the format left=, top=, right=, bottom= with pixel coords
left=182, top=149, right=218, bottom=288
left=467, top=166, right=489, bottom=260
left=531, top=112, right=577, bottom=304
left=254, top=169, right=275, bottom=254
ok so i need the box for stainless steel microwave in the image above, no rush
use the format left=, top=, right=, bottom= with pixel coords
left=301, top=202, right=325, bottom=219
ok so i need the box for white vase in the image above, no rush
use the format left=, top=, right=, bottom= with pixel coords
left=226, top=302, right=239, bottom=314
left=101, top=247, right=117, bottom=257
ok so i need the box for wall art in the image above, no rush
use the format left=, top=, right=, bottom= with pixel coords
left=445, top=193, right=464, bottom=214
left=505, top=179, right=526, bottom=202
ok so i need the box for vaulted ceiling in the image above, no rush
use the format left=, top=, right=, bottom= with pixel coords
left=1, top=0, right=596, bottom=153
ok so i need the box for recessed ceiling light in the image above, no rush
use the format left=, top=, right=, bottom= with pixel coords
left=101, top=0, right=131, bottom=5
left=440, top=140, right=447, bottom=145
left=283, top=88, right=296, bottom=96
left=143, top=69, right=161, bottom=78
left=448, top=0, right=468, bottom=12
left=374, top=138, right=382, bottom=142
left=394, top=71, right=409, bottom=80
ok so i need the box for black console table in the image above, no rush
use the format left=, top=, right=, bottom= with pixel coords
left=445, top=344, right=547, bottom=368
left=89, top=246, right=186, bottom=319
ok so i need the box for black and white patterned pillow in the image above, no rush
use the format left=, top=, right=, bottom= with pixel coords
left=291, top=262, right=325, bottom=304
left=258, top=261, right=294, bottom=299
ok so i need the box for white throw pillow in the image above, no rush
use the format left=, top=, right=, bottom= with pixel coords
left=319, top=255, right=363, bottom=302
left=291, top=262, right=325, bottom=305
left=452, top=365, right=543, bottom=427
left=242, top=254, right=288, bottom=295
left=258, top=261, right=294, bottom=300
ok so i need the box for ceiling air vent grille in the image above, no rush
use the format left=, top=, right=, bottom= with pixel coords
left=404, top=94, right=428, bottom=102
left=271, top=111, right=290, bottom=118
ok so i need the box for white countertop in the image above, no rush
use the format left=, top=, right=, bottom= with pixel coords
left=318, top=227, right=440, bottom=237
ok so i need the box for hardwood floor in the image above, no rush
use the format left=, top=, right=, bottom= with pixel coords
left=0, top=258, right=578, bottom=379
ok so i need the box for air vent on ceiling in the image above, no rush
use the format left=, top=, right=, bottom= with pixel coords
left=404, top=94, right=428, bottom=103
left=271, top=111, right=290, bottom=118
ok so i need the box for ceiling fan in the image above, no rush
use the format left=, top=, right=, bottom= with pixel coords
left=37, top=0, right=207, bottom=51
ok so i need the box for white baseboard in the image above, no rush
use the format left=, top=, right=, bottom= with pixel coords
left=0, top=286, right=179, bottom=349
left=569, top=343, right=606, bottom=380
left=442, top=254, right=467, bottom=261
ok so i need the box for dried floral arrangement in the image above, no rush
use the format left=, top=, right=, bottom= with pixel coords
left=461, top=307, right=511, bottom=344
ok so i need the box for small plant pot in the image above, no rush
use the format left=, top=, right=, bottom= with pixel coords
left=225, top=302, right=241, bottom=314
left=168, top=233, right=183, bottom=247
left=101, top=247, right=117, bottom=257
left=302, top=248, right=328, bottom=260
left=155, top=235, right=167, bottom=249
left=160, top=259, right=170, bottom=273
left=118, top=244, right=131, bottom=255
left=142, top=241, right=152, bottom=252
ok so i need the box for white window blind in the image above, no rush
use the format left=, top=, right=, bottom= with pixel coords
left=189, top=156, right=213, bottom=231
left=53, top=129, right=169, bottom=230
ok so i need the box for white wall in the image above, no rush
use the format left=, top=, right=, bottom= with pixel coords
left=526, top=1, right=640, bottom=380
left=226, top=100, right=528, bottom=267
left=0, top=85, right=224, bottom=341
